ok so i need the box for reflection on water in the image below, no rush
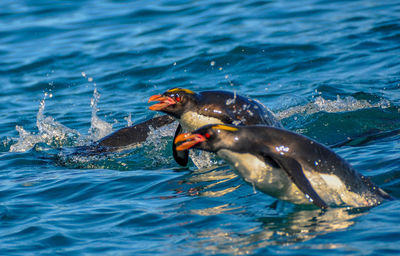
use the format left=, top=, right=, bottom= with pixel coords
left=172, top=165, right=241, bottom=198
left=191, top=203, right=242, bottom=216
left=179, top=166, right=368, bottom=255
left=191, top=207, right=366, bottom=255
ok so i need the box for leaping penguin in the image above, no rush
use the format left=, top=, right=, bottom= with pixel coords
left=174, top=124, right=393, bottom=209
left=148, top=88, right=282, bottom=166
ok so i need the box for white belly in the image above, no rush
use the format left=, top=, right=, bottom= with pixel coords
left=180, top=111, right=223, bottom=131
left=217, top=149, right=311, bottom=205
left=303, top=171, right=375, bottom=207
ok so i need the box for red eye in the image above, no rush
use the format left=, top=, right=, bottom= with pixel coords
left=205, top=133, right=210, bottom=138
left=176, top=97, right=181, bottom=102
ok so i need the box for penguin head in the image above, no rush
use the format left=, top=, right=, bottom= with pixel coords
left=174, top=124, right=240, bottom=152
left=148, top=88, right=198, bottom=118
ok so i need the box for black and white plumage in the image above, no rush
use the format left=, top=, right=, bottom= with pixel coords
left=148, top=88, right=282, bottom=166
left=174, top=124, right=393, bottom=209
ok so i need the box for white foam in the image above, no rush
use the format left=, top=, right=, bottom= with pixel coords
left=88, top=87, right=113, bottom=141
left=190, top=150, right=220, bottom=169
left=10, top=95, right=80, bottom=152
left=10, top=85, right=115, bottom=153
left=124, top=113, right=133, bottom=127
left=142, top=121, right=177, bottom=165
left=276, top=95, right=391, bottom=120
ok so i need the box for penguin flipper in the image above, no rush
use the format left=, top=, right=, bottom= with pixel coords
left=173, top=124, right=189, bottom=166
left=97, top=115, right=175, bottom=148
left=262, top=152, right=328, bottom=209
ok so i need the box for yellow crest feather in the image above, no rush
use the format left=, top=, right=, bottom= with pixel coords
left=211, top=124, right=238, bottom=132
left=166, top=88, right=195, bottom=94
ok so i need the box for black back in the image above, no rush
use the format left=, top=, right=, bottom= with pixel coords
left=98, top=115, right=175, bottom=148
left=234, top=126, right=392, bottom=204
left=196, top=91, right=282, bottom=127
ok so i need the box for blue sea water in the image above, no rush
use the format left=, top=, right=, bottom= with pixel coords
left=1, top=0, right=400, bottom=255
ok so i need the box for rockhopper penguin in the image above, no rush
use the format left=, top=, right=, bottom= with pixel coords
left=174, top=124, right=393, bottom=209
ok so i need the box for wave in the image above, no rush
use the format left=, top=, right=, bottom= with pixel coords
left=276, top=94, right=399, bottom=146
left=276, top=95, right=391, bottom=120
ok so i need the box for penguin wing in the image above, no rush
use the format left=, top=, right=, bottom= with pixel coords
left=260, top=151, right=328, bottom=209
left=98, top=115, right=175, bottom=148
left=173, top=124, right=189, bottom=166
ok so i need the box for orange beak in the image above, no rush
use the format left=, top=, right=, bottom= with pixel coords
left=174, top=133, right=206, bottom=151
left=148, top=94, right=176, bottom=111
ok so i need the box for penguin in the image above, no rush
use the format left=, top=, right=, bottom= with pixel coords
left=148, top=88, right=282, bottom=166
left=174, top=124, right=393, bottom=209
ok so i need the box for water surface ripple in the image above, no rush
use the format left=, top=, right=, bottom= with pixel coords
left=0, top=0, right=399, bottom=255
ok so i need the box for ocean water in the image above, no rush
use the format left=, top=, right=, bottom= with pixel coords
left=1, top=0, right=400, bottom=255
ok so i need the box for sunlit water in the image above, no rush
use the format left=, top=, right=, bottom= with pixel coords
left=1, top=0, right=400, bottom=255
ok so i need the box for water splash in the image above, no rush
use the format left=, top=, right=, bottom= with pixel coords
left=190, top=151, right=221, bottom=169
left=88, top=87, right=113, bottom=141
left=124, top=113, right=133, bottom=127
left=7, top=82, right=177, bottom=168
left=9, top=86, right=114, bottom=153
left=9, top=125, right=42, bottom=152
left=225, top=90, right=237, bottom=105
left=276, top=95, right=391, bottom=120
left=10, top=94, right=80, bottom=152
left=57, top=119, right=178, bottom=170
left=143, top=122, right=177, bottom=166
